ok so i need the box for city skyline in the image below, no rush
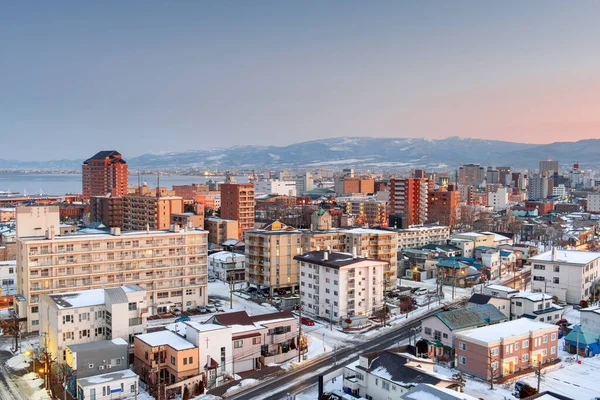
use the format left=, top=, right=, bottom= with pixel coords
left=3, top=1, right=600, bottom=160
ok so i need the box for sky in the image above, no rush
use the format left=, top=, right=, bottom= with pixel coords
left=2, top=1, right=600, bottom=161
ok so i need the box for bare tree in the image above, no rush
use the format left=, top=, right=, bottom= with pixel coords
left=488, top=348, right=499, bottom=390
left=452, top=371, right=466, bottom=393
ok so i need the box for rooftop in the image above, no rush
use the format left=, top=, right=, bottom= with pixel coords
left=136, top=331, right=196, bottom=350
left=530, top=249, right=600, bottom=265
left=77, top=369, right=137, bottom=387
left=433, top=304, right=507, bottom=331
left=185, top=322, right=228, bottom=333
left=457, top=318, right=556, bottom=343
left=46, top=285, right=143, bottom=309
left=18, top=227, right=207, bottom=242
left=512, top=291, right=553, bottom=302
left=67, top=338, right=128, bottom=353
left=294, top=250, right=385, bottom=269
left=485, top=284, right=519, bottom=293
left=401, top=383, right=480, bottom=400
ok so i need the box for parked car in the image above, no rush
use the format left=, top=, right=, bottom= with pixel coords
left=247, top=287, right=258, bottom=293
left=301, top=317, right=315, bottom=326
left=206, top=305, right=217, bottom=313
left=413, top=288, right=428, bottom=296
left=198, top=306, right=208, bottom=314
left=272, top=297, right=282, bottom=305
left=172, top=309, right=182, bottom=316
left=556, top=319, right=569, bottom=326
left=208, top=277, right=216, bottom=283
left=175, top=316, right=191, bottom=323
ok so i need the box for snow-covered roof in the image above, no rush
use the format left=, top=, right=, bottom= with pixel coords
left=485, top=284, right=519, bottom=293
left=346, top=228, right=395, bottom=235
left=401, top=383, right=480, bottom=400
left=136, top=331, right=196, bottom=350
left=456, top=318, right=556, bottom=343
left=208, top=251, right=245, bottom=262
left=77, top=369, right=138, bottom=387
left=512, top=291, right=553, bottom=302
left=530, top=249, right=600, bottom=265
left=185, top=322, right=228, bottom=333
left=230, top=324, right=261, bottom=334
left=48, top=288, right=106, bottom=309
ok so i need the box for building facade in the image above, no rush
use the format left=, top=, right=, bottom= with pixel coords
left=90, top=196, right=124, bottom=228
left=389, top=178, right=429, bottom=226
left=396, top=225, right=450, bottom=250
left=82, top=151, right=128, bottom=200
left=220, top=183, right=255, bottom=236
left=122, top=195, right=184, bottom=231
left=295, top=250, right=388, bottom=320
left=427, top=188, right=460, bottom=227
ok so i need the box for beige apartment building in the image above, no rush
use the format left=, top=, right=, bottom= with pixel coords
left=205, top=218, right=239, bottom=245
left=301, top=228, right=398, bottom=287
left=245, top=221, right=303, bottom=294
left=15, top=207, right=208, bottom=332
left=122, top=194, right=184, bottom=231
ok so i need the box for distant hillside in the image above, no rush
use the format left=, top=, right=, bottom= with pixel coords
left=2, top=137, right=598, bottom=170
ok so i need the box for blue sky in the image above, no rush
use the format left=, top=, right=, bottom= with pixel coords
left=2, top=1, right=600, bottom=160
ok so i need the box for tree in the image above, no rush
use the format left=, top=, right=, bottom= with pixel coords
left=182, top=385, right=190, bottom=400
left=488, top=348, right=499, bottom=390
left=452, top=371, right=466, bottom=393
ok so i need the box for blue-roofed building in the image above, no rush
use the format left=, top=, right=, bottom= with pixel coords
left=564, top=325, right=600, bottom=357
left=420, top=304, right=508, bottom=363
left=436, top=257, right=482, bottom=288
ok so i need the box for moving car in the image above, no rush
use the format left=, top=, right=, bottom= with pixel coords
left=301, top=317, right=315, bottom=326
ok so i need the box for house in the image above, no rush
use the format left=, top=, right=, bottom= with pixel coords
left=482, top=284, right=519, bottom=299
left=529, top=248, right=600, bottom=304
left=447, top=238, right=475, bottom=258
left=399, top=249, right=439, bottom=281
left=64, top=338, right=130, bottom=398
left=580, top=305, right=600, bottom=333
left=455, top=319, right=559, bottom=380
left=342, top=349, right=458, bottom=399
left=39, top=285, right=147, bottom=363
left=295, top=250, right=388, bottom=320
left=420, top=304, right=508, bottom=362
left=563, top=325, right=600, bottom=357
left=510, top=292, right=563, bottom=323
left=76, top=369, right=139, bottom=400
left=208, top=251, right=246, bottom=282
left=133, top=330, right=203, bottom=395
left=468, top=294, right=510, bottom=318
left=436, top=258, right=481, bottom=288
left=400, top=383, right=480, bottom=400
left=205, top=310, right=302, bottom=371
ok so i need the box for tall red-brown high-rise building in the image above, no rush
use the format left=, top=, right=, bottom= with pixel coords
left=389, top=178, right=429, bottom=226
left=427, top=185, right=461, bottom=227
left=220, top=183, right=255, bottom=237
left=82, top=151, right=128, bottom=199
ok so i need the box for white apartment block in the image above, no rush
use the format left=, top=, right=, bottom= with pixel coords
left=552, top=184, right=567, bottom=199
left=487, top=187, right=509, bottom=211
left=530, top=248, right=600, bottom=304
left=509, top=292, right=563, bottom=323
left=15, top=206, right=208, bottom=332
left=39, top=285, right=147, bottom=363
left=254, top=179, right=297, bottom=197
left=295, top=250, right=388, bottom=320
left=0, top=260, right=16, bottom=295
left=396, top=225, right=450, bottom=250
left=587, top=193, right=600, bottom=212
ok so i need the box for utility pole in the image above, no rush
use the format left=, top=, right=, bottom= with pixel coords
left=576, top=328, right=580, bottom=361
left=297, top=304, right=302, bottom=362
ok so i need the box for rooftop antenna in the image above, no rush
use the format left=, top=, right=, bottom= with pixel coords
left=156, top=172, right=160, bottom=198
left=138, top=172, right=142, bottom=193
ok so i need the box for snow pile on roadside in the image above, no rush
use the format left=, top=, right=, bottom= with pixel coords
left=22, top=372, right=44, bottom=388
left=31, top=388, right=51, bottom=400
left=7, top=353, right=30, bottom=369
left=225, top=378, right=259, bottom=393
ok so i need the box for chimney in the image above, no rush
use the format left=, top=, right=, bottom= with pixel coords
left=552, top=247, right=558, bottom=261
left=323, top=251, right=328, bottom=261
left=352, top=246, right=357, bottom=259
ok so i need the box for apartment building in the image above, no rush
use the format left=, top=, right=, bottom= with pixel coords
left=510, top=292, right=563, bottom=323
left=539, top=160, right=559, bottom=177
left=587, top=193, right=600, bottom=212
left=77, top=370, right=139, bottom=400
left=39, top=285, right=147, bottom=363
left=343, top=198, right=388, bottom=227
left=172, top=184, right=210, bottom=200
left=455, top=319, right=559, bottom=379
left=528, top=174, right=549, bottom=201
left=90, top=195, right=124, bottom=228
left=245, top=222, right=303, bottom=294
left=205, top=218, right=238, bottom=245
left=396, top=225, right=450, bottom=250
left=295, top=250, right=388, bottom=320
left=458, top=164, right=485, bottom=186
left=220, top=183, right=255, bottom=236
left=82, top=150, right=128, bottom=200
left=389, top=178, right=429, bottom=226
left=134, top=331, right=201, bottom=392
left=334, top=177, right=375, bottom=196
left=122, top=194, right=184, bottom=231
left=254, top=179, right=297, bottom=196
left=170, top=212, right=204, bottom=230
left=208, top=251, right=246, bottom=282
left=301, top=228, right=398, bottom=285
left=530, top=248, right=600, bottom=304
left=427, top=187, right=460, bottom=227
left=16, top=207, right=208, bottom=331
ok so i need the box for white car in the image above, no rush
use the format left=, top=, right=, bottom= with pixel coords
left=413, top=288, right=429, bottom=296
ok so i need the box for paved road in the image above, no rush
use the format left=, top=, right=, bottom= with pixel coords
left=0, top=351, right=26, bottom=400
left=226, top=306, right=444, bottom=400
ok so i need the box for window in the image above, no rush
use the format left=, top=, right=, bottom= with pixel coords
left=533, top=276, right=545, bottom=281
left=459, top=342, right=467, bottom=351
left=171, top=356, right=175, bottom=365
left=515, top=301, right=523, bottom=307
left=128, top=302, right=137, bottom=311
left=234, top=340, right=243, bottom=348
left=188, top=356, right=193, bottom=364
left=523, top=340, right=529, bottom=348
left=442, top=333, right=448, bottom=339
left=491, top=361, right=498, bottom=370
left=551, top=346, right=556, bottom=354
left=131, top=385, right=135, bottom=393
left=551, top=333, right=556, bottom=341
left=252, top=337, right=261, bottom=345
left=183, top=358, right=188, bottom=365
left=553, top=277, right=560, bottom=284
left=542, top=349, right=547, bottom=356
left=533, top=264, right=546, bottom=270
left=522, top=354, right=529, bottom=362
left=554, top=266, right=560, bottom=273
left=129, top=317, right=142, bottom=327
left=382, top=381, right=390, bottom=391
left=515, top=342, right=519, bottom=350
left=424, top=327, right=432, bottom=335
left=543, top=335, right=548, bottom=343
left=491, top=347, right=499, bottom=356
left=459, top=356, right=467, bottom=365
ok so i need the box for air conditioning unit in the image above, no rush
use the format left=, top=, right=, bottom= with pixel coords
left=107, top=365, right=112, bottom=369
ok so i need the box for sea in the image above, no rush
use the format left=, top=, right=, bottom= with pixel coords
left=0, top=172, right=248, bottom=196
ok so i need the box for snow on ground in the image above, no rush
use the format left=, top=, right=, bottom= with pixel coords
left=7, top=353, right=30, bottom=369
left=226, top=379, right=259, bottom=393
left=294, top=371, right=344, bottom=400
left=21, top=372, right=44, bottom=389
left=31, top=388, right=51, bottom=400
left=562, top=305, right=580, bottom=325
left=433, top=364, right=514, bottom=400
